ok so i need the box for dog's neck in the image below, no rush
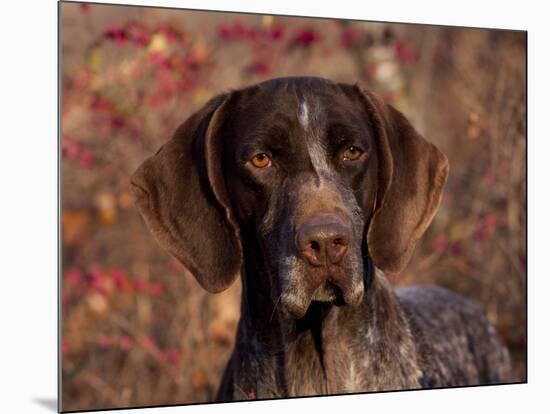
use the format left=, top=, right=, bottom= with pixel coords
left=235, top=244, right=422, bottom=398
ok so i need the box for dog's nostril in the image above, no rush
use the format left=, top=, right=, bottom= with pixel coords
left=328, top=239, right=349, bottom=264
left=302, top=239, right=324, bottom=267
left=309, top=240, right=321, bottom=252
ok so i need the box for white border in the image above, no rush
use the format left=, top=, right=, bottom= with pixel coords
left=1, top=0, right=546, bottom=413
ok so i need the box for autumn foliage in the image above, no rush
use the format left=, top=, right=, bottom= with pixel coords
left=61, top=3, right=526, bottom=411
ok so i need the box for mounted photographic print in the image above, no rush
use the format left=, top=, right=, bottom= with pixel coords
left=59, top=1, right=526, bottom=412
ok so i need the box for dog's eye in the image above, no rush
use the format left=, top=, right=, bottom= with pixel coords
left=342, top=146, right=364, bottom=161
left=250, top=153, right=272, bottom=168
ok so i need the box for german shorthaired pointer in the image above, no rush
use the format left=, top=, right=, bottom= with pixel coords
left=131, top=76, right=511, bottom=401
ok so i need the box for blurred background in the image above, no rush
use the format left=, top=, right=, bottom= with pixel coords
left=60, top=2, right=526, bottom=411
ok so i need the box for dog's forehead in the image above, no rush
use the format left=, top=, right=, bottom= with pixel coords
left=235, top=80, right=359, bottom=142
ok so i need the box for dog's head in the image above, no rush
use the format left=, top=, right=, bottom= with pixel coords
left=131, top=77, right=449, bottom=319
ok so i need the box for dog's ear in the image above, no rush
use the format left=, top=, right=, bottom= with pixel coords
left=356, top=87, right=449, bottom=274
left=130, top=93, right=242, bottom=293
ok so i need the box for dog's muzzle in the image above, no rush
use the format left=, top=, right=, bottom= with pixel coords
left=281, top=213, right=364, bottom=318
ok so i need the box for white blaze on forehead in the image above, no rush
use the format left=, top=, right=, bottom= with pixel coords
left=296, top=98, right=332, bottom=183
left=298, top=101, right=309, bottom=129
left=307, top=138, right=331, bottom=178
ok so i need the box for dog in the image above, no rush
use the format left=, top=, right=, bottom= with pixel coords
left=131, top=76, right=511, bottom=401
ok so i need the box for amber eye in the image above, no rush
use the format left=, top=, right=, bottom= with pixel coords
left=250, top=153, right=272, bottom=168
left=342, top=146, right=364, bottom=161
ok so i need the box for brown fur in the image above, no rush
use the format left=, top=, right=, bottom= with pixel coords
left=131, top=76, right=511, bottom=401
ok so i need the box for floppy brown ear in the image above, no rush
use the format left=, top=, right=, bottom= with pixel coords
left=358, top=87, right=450, bottom=274
left=130, top=93, right=242, bottom=293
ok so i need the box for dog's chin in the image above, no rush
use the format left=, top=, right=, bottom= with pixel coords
left=281, top=281, right=363, bottom=320
left=311, top=281, right=345, bottom=305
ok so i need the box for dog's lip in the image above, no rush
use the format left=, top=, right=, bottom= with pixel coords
left=280, top=279, right=364, bottom=319
left=342, top=283, right=364, bottom=307
left=280, top=292, right=311, bottom=319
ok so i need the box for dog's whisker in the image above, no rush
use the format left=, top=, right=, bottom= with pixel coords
left=269, top=293, right=283, bottom=323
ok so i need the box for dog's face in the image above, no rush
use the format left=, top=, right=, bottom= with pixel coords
left=221, top=80, right=374, bottom=317
left=131, top=77, right=449, bottom=319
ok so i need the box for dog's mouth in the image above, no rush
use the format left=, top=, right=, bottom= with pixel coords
left=280, top=266, right=365, bottom=319
left=311, top=281, right=345, bottom=305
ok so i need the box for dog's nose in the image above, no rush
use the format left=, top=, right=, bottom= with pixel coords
left=295, top=215, right=351, bottom=267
